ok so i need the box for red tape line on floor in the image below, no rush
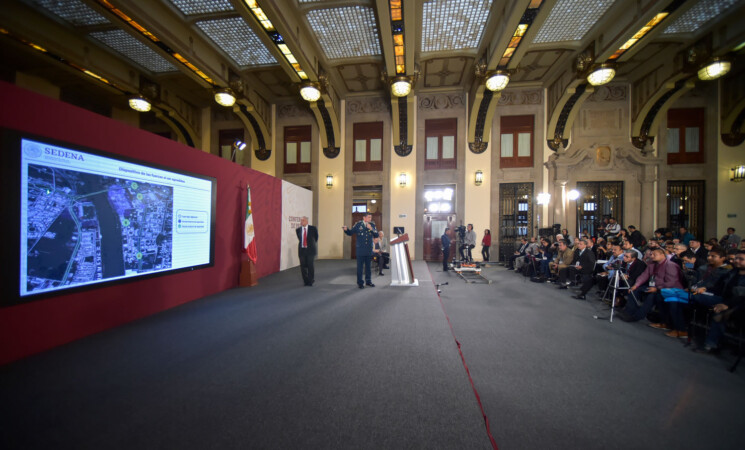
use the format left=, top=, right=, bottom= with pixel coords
left=427, top=264, right=498, bottom=450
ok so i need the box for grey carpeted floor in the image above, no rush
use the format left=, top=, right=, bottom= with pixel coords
left=1, top=260, right=744, bottom=449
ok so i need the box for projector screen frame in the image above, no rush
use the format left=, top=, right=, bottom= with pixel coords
left=1, top=128, right=217, bottom=307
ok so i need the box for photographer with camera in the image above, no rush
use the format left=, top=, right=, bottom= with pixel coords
left=459, top=224, right=476, bottom=263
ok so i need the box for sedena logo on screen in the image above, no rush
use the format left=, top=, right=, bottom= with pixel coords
left=20, top=138, right=214, bottom=297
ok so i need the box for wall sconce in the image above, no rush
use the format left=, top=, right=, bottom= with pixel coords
left=587, top=63, right=616, bottom=86
left=128, top=95, right=151, bottom=112
left=474, top=170, right=484, bottom=186
left=485, top=70, right=510, bottom=91
left=536, top=192, right=551, bottom=205
left=398, top=172, right=409, bottom=187
left=300, top=81, right=322, bottom=102
left=214, top=88, right=236, bottom=107
left=567, top=189, right=581, bottom=201
left=326, top=174, right=334, bottom=189
left=731, top=165, right=745, bottom=182
left=698, top=57, right=731, bottom=81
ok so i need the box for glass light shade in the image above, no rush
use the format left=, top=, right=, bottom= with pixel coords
left=326, top=174, right=333, bottom=188
left=214, top=90, right=236, bottom=106
left=391, top=77, right=412, bottom=97
left=536, top=192, right=551, bottom=205
left=300, top=83, right=322, bottom=102
left=567, top=189, right=581, bottom=201
left=474, top=170, right=484, bottom=186
left=128, top=96, right=151, bottom=112
left=587, top=65, right=616, bottom=86
left=485, top=72, right=509, bottom=91
left=731, top=165, right=745, bottom=182
left=398, top=172, right=409, bottom=187
left=698, top=59, right=731, bottom=81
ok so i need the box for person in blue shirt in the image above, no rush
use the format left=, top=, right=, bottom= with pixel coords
left=343, top=213, right=378, bottom=289
left=676, top=226, right=695, bottom=246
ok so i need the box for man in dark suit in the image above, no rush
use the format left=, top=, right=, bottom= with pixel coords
left=557, top=239, right=596, bottom=299
left=441, top=227, right=451, bottom=272
left=343, top=213, right=377, bottom=289
left=296, top=216, right=318, bottom=286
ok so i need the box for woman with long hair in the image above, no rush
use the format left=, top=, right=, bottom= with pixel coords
left=481, top=229, right=492, bottom=262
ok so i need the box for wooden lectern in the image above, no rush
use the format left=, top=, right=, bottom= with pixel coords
left=389, top=233, right=418, bottom=287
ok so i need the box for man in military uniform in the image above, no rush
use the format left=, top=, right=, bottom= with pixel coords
left=343, top=213, right=378, bottom=289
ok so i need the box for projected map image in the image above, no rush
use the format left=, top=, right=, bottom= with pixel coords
left=26, top=164, right=173, bottom=293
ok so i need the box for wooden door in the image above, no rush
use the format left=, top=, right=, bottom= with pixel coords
left=350, top=212, right=382, bottom=259
left=423, top=214, right=456, bottom=261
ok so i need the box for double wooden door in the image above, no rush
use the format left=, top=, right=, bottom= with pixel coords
left=422, top=214, right=456, bottom=261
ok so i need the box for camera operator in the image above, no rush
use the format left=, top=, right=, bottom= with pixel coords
left=595, top=242, right=624, bottom=293
left=460, top=224, right=476, bottom=263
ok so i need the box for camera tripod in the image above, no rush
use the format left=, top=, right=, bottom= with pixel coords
left=594, top=267, right=639, bottom=323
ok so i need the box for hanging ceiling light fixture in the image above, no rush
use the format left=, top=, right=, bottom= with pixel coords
left=391, top=76, right=412, bottom=97
left=698, top=57, right=731, bottom=81
left=214, top=88, right=236, bottom=107
left=587, top=63, right=616, bottom=86
left=128, top=95, right=151, bottom=112
left=485, top=71, right=510, bottom=91
left=299, top=81, right=322, bottom=102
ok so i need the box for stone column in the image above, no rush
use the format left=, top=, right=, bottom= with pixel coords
left=639, top=164, right=657, bottom=236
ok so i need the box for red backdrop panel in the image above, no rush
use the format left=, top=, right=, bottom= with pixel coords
left=0, top=81, right=282, bottom=364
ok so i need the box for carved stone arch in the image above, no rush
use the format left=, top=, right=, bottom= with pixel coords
left=630, top=77, right=695, bottom=149
left=233, top=104, right=272, bottom=161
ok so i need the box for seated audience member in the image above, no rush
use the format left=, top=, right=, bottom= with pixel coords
left=561, top=229, right=575, bottom=247
left=676, top=226, right=695, bottom=246
left=688, top=238, right=707, bottom=268
left=557, top=239, right=596, bottom=300
left=726, top=248, right=738, bottom=266
left=679, top=250, right=745, bottom=353
left=621, top=249, right=647, bottom=288
left=515, top=236, right=540, bottom=273
left=627, top=225, right=646, bottom=249
left=643, top=239, right=660, bottom=263
left=596, top=243, right=624, bottom=293
left=664, top=241, right=676, bottom=258
left=621, top=239, right=643, bottom=260
left=506, top=237, right=529, bottom=270
left=377, top=231, right=390, bottom=269
left=536, top=237, right=554, bottom=280
left=605, top=217, right=621, bottom=239
left=719, top=227, right=741, bottom=249
left=696, top=247, right=732, bottom=290
left=740, top=239, right=745, bottom=250
left=621, top=248, right=685, bottom=336
left=704, top=238, right=719, bottom=251
left=617, top=228, right=629, bottom=241
left=613, top=250, right=648, bottom=308
left=580, top=229, right=590, bottom=240
left=549, top=240, right=575, bottom=282
left=671, top=243, right=688, bottom=268
left=595, top=239, right=608, bottom=260
left=372, top=237, right=385, bottom=275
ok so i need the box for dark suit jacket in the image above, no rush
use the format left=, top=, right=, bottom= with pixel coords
left=625, top=259, right=647, bottom=286
left=297, top=225, right=318, bottom=256
left=572, top=248, right=596, bottom=275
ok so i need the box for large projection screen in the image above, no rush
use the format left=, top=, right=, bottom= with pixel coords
left=1, top=130, right=216, bottom=304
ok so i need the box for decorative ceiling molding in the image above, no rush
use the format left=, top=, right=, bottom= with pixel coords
left=419, top=93, right=466, bottom=110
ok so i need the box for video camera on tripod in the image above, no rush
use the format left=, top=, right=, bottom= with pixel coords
left=454, top=225, right=467, bottom=240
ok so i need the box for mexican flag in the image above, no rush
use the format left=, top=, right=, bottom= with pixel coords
left=244, top=185, right=258, bottom=263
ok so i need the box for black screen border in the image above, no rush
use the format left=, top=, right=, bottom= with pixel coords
left=1, top=128, right=217, bottom=307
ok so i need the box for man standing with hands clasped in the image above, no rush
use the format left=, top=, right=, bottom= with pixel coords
left=343, top=213, right=377, bottom=289
left=296, top=216, right=318, bottom=286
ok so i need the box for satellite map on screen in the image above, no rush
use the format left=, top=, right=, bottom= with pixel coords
left=25, top=164, right=173, bottom=293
